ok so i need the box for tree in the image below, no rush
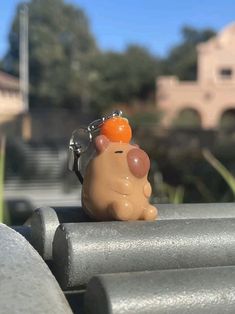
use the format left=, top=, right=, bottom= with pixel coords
left=161, top=26, right=216, bottom=80
left=3, top=0, right=98, bottom=109
left=89, top=45, right=160, bottom=111
left=3, top=3, right=216, bottom=112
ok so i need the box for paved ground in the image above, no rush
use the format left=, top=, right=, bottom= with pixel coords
left=4, top=183, right=81, bottom=208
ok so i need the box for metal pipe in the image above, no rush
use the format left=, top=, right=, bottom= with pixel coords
left=31, top=203, right=235, bottom=261
left=31, top=206, right=59, bottom=260
left=54, top=203, right=235, bottom=223
left=30, top=206, right=92, bottom=260
left=0, top=223, right=72, bottom=313
left=85, top=266, right=235, bottom=314
left=53, top=218, right=235, bottom=289
left=158, top=202, right=235, bottom=220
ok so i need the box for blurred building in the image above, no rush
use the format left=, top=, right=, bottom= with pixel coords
left=157, top=23, right=235, bottom=129
left=0, top=71, right=24, bottom=124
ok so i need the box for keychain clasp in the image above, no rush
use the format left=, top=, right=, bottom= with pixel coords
left=88, top=110, right=122, bottom=133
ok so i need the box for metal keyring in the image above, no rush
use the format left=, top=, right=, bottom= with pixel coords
left=69, top=127, right=92, bottom=155
left=68, top=110, right=123, bottom=183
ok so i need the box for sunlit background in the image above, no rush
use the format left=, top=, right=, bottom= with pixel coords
left=0, top=0, right=235, bottom=225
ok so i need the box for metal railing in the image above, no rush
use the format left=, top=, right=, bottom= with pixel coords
left=2, top=202, right=235, bottom=314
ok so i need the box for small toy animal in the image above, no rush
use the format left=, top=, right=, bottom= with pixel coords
left=82, top=128, right=157, bottom=221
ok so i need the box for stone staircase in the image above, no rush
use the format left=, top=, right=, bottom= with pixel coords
left=5, top=142, right=81, bottom=207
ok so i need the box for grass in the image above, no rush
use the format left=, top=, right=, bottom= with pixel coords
left=202, top=149, right=235, bottom=198
left=161, top=183, right=185, bottom=204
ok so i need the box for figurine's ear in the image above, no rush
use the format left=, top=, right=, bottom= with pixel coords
left=95, top=135, right=110, bottom=153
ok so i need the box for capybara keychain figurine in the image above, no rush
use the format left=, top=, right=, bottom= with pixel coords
left=68, top=110, right=157, bottom=221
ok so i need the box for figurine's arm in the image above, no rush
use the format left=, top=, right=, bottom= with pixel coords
left=143, top=182, right=152, bottom=198
left=111, top=178, right=133, bottom=195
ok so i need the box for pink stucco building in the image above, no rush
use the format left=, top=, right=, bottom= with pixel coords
left=0, top=71, right=24, bottom=124
left=157, top=23, right=235, bottom=129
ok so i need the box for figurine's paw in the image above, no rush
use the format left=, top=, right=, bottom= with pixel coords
left=143, top=182, right=152, bottom=198
left=143, top=205, right=157, bottom=221
left=109, top=200, right=134, bottom=221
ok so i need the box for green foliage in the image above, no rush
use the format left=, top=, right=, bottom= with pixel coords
left=162, top=26, right=216, bottom=80
left=89, top=45, right=160, bottom=111
left=203, top=149, right=235, bottom=198
left=2, top=1, right=216, bottom=114
left=4, top=0, right=98, bottom=109
left=135, top=126, right=235, bottom=203
left=128, top=109, right=160, bottom=127
left=3, top=0, right=162, bottom=113
left=162, top=184, right=185, bottom=204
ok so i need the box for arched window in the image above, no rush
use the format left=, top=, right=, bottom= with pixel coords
left=173, top=108, right=202, bottom=129
left=220, top=109, right=235, bottom=130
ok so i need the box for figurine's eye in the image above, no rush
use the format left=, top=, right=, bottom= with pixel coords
left=115, top=150, right=123, bottom=154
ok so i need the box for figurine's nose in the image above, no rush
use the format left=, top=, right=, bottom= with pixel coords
left=127, top=148, right=150, bottom=178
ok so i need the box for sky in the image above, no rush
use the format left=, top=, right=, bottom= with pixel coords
left=1, top=0, right=235, bottom=59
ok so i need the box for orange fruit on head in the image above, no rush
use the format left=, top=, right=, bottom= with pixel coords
left=100, top=117, right=132, bottom=143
